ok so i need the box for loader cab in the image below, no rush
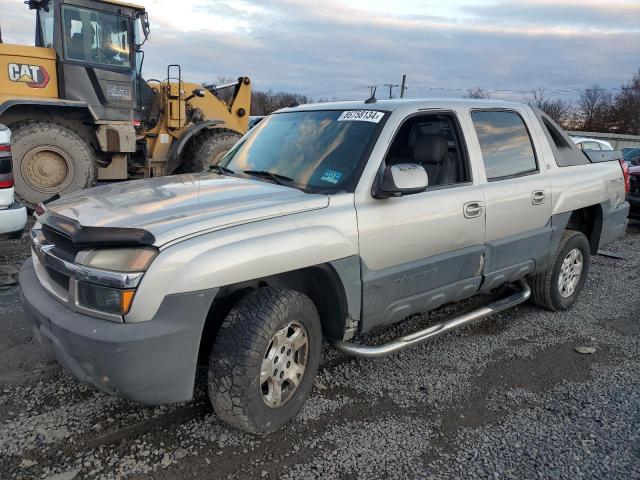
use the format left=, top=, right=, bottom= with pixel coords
left=30, top=0, right=150, bottom=122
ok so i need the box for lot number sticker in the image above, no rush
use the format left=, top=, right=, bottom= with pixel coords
left=337, top=110, right=384, bottom=123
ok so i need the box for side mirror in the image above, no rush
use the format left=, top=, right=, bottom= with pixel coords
left=374, top=163, right=428, bottom=198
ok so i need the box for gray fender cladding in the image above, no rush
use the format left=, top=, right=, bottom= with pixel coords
left=20, top=259, right=218, bottom=405
left=599, top=201, right=630, bottom=248
left=329, top=256, right=362, bottom=323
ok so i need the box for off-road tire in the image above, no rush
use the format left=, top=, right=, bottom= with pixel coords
left=181, top=129, right=241, bottom=172
left=529, top=230, right=590, bottom=311
left=208, top=287, right=322, bottom=435
left=10, top=121, right=97, bottom=209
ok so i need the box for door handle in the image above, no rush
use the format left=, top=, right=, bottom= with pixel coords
left=531, top=190, right=546, bottom=205
left=463, top=201, right=483, bottom=219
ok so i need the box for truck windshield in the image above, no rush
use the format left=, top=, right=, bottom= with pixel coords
left=62, top=5, right=131, bottom=68
left=220, top=110, right=386, bottom=192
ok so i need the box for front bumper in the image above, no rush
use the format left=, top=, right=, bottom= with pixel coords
left=627, top=193, right=640, bottom=220
left=20, top=259, right=218, bottom=405
left=0, top=201, right=27, bottom=237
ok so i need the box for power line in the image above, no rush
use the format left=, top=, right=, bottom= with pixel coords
left=365, top=84, right=377, bottom=97
left=406, top=85, right=625, bottom=95
left=310, top=82, right=627, bottom=101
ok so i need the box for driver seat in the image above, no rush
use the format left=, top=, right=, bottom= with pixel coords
left=412, top=134, right=449, bottom=186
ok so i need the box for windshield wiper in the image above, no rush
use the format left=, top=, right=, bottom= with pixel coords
left=243, top=170, right=294, bottom=186
left=209, top=164, right=235, bottom=175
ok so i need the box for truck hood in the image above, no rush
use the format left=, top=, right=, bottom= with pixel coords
left=45, top=173, right=329, bottom=246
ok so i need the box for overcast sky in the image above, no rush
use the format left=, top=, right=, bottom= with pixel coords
left=1, top=0, right=639, bottom=101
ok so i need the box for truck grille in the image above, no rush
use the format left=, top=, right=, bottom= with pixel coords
left=42, top=225, right=79, bottom=259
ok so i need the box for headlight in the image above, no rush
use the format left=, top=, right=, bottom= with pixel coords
left=75, top=248, right=156, bottom=317
left=77, top=282, right=136, bottom=315
left=78, top=248, right=157, bottom=272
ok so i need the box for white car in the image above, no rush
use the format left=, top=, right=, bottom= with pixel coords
left=571, top=136, right=613, bottom=151
left=0, top=125, right=27, bottom=239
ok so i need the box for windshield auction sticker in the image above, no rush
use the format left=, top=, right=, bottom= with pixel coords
left=337, top=110, right=384, bottom=123
left=320, top=169, right=343, bottom=184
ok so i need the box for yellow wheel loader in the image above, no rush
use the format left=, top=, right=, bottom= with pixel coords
left=0, top=0, right=251, bottom=208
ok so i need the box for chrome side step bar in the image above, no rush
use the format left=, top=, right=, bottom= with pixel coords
left=332, top=280, right=531, bottom=359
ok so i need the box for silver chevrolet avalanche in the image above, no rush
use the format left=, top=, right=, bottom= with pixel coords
left=20, top=99, right=630, bottom=434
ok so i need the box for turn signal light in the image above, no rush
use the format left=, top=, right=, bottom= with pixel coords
left=120, top=289, right=136, bottom=315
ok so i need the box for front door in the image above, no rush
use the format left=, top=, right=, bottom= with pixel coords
left=356, top=111, right=486, bottom=332
left=56, top=2, right=137, bottom=121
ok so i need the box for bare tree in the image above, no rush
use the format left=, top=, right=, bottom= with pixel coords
left=465, top=87, right=491, bottom=99
left=613, top=70, right=640, bottom=135
left=577, top=85, right=614, bottom=132
left=524, top=88, right=574, bottom=129
left=250, top=90, right=311, bottom=115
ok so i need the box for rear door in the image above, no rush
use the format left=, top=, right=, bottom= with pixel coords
left=470, top=109, right=552, bottom=291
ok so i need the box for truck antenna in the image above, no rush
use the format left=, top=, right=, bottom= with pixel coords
left=365, top=86, right=377, bottom=104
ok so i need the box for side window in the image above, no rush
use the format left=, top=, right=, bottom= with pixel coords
left=37, top=8, right=55, bottom=48
left=472, top=111, right=538, bottom=180
left=384, top=113, right=470, bottom=187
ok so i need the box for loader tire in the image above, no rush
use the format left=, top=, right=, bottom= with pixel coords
left=181, top=129, right=241, bottom=173
left=11, top=121, right=97, bottom=209
left=528, top=230, right=590, bottom=312
left=208, top=287, right=322, bottom=435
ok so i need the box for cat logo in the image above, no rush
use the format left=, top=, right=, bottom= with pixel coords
left=7, top=63, right=50, bottom=89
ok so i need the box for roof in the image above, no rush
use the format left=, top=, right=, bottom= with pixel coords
left=276, top=98, right=528, bottom=114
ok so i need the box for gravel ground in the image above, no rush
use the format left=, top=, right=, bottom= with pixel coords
left=0, top=222, right=639, bottom=479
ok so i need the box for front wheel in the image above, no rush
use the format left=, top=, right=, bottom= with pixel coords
left=529, top=230, right=591, bottom=311
left=208, top=287, right=322, bottom=435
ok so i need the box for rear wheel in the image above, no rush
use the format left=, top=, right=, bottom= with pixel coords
left=10, top=121, right=97, bottom=208
left=529, top=230, right=590, bottom=311
left=181, top=129, right=241, bottom=173
left=208, top=287, right=322, bottom=435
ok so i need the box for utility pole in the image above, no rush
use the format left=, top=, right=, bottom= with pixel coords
left=400, top=74, right=407, bottom=98
left=384, top=83, right=399, bottom=99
